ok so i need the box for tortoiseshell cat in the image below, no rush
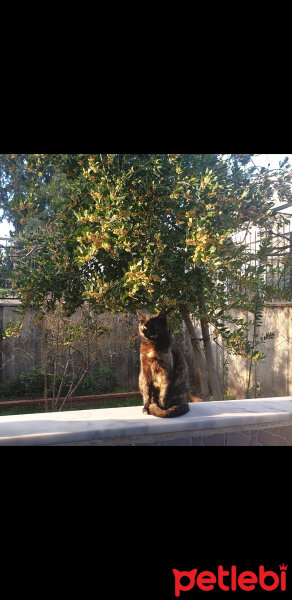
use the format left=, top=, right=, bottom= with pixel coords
left=137, top=309, right=190, bottom=418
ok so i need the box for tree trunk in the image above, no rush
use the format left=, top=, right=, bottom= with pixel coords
left=198, top=296, right=223, bottom=401
left=200, top=319, right=223, bottom=401
left=179, top=304, right=210, bottom=402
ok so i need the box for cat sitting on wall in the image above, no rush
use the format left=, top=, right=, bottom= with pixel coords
left=137, top=309, right=190, bottom=418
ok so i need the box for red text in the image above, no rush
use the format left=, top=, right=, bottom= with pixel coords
left=173, top=565, right=287, bottom=595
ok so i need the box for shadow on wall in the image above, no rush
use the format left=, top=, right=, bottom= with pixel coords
left=226, top=305, right=291, bottom=399
left=183, top=305, right=292, bottom=400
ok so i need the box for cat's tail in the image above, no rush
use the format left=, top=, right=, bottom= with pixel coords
left=147, top=403, right=190, bottom=418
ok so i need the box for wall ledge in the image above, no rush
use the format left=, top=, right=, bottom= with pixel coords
left=0, top=397, right=292, bottom=445
left=0, top=299, right=21, bottom=306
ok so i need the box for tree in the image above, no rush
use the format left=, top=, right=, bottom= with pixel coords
left=2, top=153, right=292, bottom=400
left=0, top=154, right=57, bottom=234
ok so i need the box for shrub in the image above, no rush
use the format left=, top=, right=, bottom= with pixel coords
left=0, top=368, right=45, bottom=399
left=77, top=367, right=117, bottom=395
left=0, top=366, right=117, bottom=400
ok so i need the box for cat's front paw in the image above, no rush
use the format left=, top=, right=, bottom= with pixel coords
left=142, top=405, right=150, bottom=415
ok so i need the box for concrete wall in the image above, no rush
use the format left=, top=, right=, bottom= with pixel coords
left=0, top=398, right=292, bottom=445
left=215, top=303, right=292, bottom=399
left=0, top=301, right=140, bottom=389
left=182, top=302, right=292, bottom=399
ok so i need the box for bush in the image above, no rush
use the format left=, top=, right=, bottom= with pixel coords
left=0, top=366, right=118, bottom=400
left=0, top=368, right=45, bottom=399
left=77, top=367, right=117, bottom=395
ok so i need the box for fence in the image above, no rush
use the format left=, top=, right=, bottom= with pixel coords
left=0, top=300, right=140, bottom=390
left=231, top=221, right=292, bottom=296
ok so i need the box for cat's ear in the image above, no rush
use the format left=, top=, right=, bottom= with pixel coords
left=137, top=309, right=147, bottom=322
left=158, top=309, right=167, bottom=320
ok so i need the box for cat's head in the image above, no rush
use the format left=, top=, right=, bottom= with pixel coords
left=137, top=309, right=168, bottom=342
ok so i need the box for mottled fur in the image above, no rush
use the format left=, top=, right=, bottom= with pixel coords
left=137, top=309, right=190, bottom=418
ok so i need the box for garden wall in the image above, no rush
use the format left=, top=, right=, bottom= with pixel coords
left=179, top=302, right=292, bottom=399
left=1, top=300, right=292, bottom=400
left=0, top=300, right=140, bottom=390
left=214, top=303, right=291, bottom=399
left=0, top=398, right=292, bottom=445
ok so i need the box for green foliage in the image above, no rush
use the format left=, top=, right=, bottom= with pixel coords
left=1, top=153, right=291, bottom=362
left=0, top=368, right=49, bottom=399
left=0, top=320, right=23, bottom=339
left=77, top=367, right=117, bottom=395
left=0, top=366, right=117, bottom=400
left=0, top=288, right=14, bottom=298
left=0, top=244, right=16, bottom=293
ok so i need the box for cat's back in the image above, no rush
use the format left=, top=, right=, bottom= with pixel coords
left=171, top=343, right=188, bottom=366
left=171, top=343, right=190, bottom=388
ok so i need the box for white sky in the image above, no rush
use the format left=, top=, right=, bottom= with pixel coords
left=251, top=153, right=292, bottom=170
left=0, top=154, right=291, bottom=238
left=0, top=218, right=14, bottom=237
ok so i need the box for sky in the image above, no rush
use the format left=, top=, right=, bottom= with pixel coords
left=250, top=154, right=292, bottom=170
left=0, top=154, right=291, bottom=238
